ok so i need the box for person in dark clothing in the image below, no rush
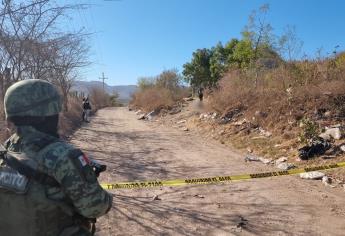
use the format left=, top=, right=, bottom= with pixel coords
left=82, top=97, right=92, bottom=122
left=198, top=87, right=204, bottom=101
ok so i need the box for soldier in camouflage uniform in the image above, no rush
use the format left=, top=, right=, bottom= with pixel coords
left=0, top=79, right=113, bottom=235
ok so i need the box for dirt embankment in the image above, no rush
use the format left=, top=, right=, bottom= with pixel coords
left=70, top=107, right=345, bottom=236
left=154, top=99, right=345, bottom=180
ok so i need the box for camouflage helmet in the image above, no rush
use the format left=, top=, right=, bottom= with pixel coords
left=4, top=79, right=62, bottom=119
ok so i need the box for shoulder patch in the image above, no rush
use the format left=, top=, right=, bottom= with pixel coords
left=78, top=154, right=91, bottom=167
left=0, top=167, right=29, bottom=194
left=68, top=149, right=97, bottom=183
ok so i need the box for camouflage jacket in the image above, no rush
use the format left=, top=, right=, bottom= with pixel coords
left=0, top=126, right=112, bottom=236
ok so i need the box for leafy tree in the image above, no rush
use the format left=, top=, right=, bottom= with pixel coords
left=224, top=38, right=239, bottom=64
left=183, top=48, right=213, bottom=88
left=155, top=69, right=181, bottom=91
left=137, top=77, right=155, bottom=90
left=210, top=42, right=227, bottom=82
left=209, top=39, right=241, bottom=85
left=231, top=39, right=254, bottom=68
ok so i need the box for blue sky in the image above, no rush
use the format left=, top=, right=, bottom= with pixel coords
left=68, top=0, right=345, bottom=85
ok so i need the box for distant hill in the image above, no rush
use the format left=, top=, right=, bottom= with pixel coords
left=71, top=80, right=137, bottom=102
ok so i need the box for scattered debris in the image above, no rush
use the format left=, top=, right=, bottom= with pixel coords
left=275, top=157, right=287, bottom=165
left=244, top=154, right=259, bottom=162
left=233, top=119, right=247, bottom=126
left=324, top=111, right=332, bottom=118
left=145, top=110, right=159, bottom=121
left=319, top=133, right=331, bottom=141
left=300, top=171, right=325, bottom=180
left=235, top=216, right=248, bottom=229
left=169, top=108, right=181, bottom=115
left=211, top=112, right=218, bottom=119
left=324, top=144, right=344, bottom=156
left=314, top=108, right=327, bottom=119
left=259, top=127, right=272, bottom=137
left=219, top=105, right=244, bottom=124
left=340, top=145, right=345, bottom=152
left=199, top=113, right=209, bottom=120
left=152, top=195, right=161, bottom=201
left=260, top=157, right=273, bottom=164
left=251, top=136, right=267, bottom=140
left=298, top=137, right=331, bottom=160
left=244, top=154, right=272, bottom=164
left=277, top=162, right=295, bottom=171
left=193, top=194, right=205, bottom=199
left=176, top=120, right=186, bottom=124
left=322, top=176, right=334, bottom=187
left=138, top=114, right=145, bottom=120
left=183, top=97, right=194, bottom=102
left=255, top=110, right=268, bottom=118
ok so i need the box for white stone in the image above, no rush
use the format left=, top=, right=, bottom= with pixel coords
left=138, top=114, right=145, bottom=120
left=275, top=157, right=288, bottom=165
left=300, top=171, right=325, bottom=180
left=177, top=120, right=187, bottom=124
left=340, top=145, right=345, bottom=152
left=325, top=128, right=342, bottom=140
left=259, top=157, right=273, bottom=164
left=259, top=127, right=272, bottom=137
left=234, top=119, right=247, bottom=126
left=277, top=162, right=295, bottom=171
left=319, top=133, right=332, bottom=141
left=244, top=154, right=260, bottom=162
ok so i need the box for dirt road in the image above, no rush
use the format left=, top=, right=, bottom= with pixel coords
left=70, top=107, right=345, bottom=236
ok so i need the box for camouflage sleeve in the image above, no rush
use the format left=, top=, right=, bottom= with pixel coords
left=45, top=143, right=112, bottom=218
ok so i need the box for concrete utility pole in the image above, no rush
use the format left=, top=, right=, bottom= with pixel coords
left=99, top=72, right=108, bottom=91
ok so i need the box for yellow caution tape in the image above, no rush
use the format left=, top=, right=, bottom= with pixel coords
left=101, top=161, right=345, bottom=190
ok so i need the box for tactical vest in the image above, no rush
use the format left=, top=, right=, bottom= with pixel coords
left=0, top=136, right=91, bottom=236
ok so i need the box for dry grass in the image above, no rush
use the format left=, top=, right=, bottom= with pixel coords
left=89, top=87, right=112, bottom=110
left=208, top=62, right=345, bottom=134
left=131, top=87, right=189, bottom=112
left=201, top=58, right=345, bottom=164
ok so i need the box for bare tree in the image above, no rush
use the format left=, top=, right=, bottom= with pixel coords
left=242, top=4, right=274, bottom=61
left=0, top=0, right=89, bottom=112
left=47, top=33, right=90, bottom=111
left=278, top=25, right=303, bottom=61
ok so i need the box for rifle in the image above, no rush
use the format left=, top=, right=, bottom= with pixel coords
left=89, top=158, right=107, bottom=177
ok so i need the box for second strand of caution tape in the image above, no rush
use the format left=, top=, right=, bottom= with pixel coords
left=101, top=162, right=345, bottom=190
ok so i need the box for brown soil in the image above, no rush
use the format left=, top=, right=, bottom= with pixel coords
left=70, top=107, right=345, bottom=236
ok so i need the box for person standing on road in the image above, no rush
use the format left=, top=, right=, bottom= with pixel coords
left=83, top=97, right=92, bottom=122
left=198, top=87, right=204, bottom=102
left=0, top=79, right=112, bottom=236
